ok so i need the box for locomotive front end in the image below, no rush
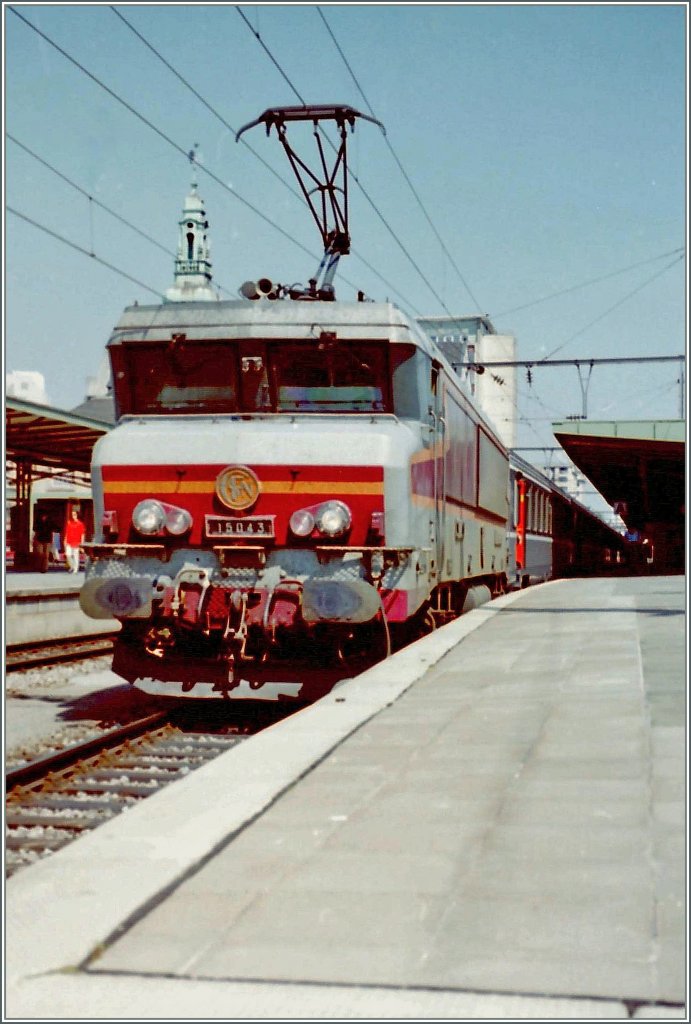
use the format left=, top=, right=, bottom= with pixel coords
left=81, top=302, right=430, bottom=699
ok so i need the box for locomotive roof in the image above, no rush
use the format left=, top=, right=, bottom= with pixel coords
left=106, top=299, right=508, bottom=446
left=107, top=299, right=438, bottom=356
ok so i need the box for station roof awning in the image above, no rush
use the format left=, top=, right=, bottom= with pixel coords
left=5, top=398, right=110, bottom=475
left=552, top=419, right=685, bottom=531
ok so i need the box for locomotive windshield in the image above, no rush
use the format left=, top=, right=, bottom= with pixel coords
left=113, top=341, right=238, bottom=415
left=111, top=338, right=397, bottom=416
left=270, top=342, right=388, bottom=413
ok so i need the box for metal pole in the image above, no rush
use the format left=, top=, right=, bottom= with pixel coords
left=575, top=361, right=594, bottom=419
left=679, top=362, right=685, bottom=419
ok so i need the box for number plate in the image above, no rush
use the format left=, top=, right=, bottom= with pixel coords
left=205, top=515, right=275, bottom=539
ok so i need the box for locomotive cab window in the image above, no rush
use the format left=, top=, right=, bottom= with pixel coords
left=112, top=341, right=238, bottom=415
left=270, top=341, right=389, bottom=413
left=390, top=344, right=426, bottom=420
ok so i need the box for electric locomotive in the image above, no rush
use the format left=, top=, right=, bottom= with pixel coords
left=80, top=106, right=510, bottom=699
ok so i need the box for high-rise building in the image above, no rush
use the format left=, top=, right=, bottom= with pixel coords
left=416, top=315, right=517, bottom=450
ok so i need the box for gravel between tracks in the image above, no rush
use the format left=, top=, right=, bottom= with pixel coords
left=5, top=656, right=157, bottom=769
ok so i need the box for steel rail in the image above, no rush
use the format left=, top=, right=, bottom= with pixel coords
left=5, top=711, right=171, bottom=792
left=5, top=634, right=116, bottom=672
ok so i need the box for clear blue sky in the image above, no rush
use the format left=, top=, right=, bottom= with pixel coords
left=4, top=3, right=687, bottom=466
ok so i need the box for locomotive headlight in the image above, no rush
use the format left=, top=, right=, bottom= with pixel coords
left=132, top=499, right=166, bottom=535
left=165, top=507, right=193, bottom=536
left=315, top=500, right=352, bottom=538
left=289, top=508, right=315, bottom=537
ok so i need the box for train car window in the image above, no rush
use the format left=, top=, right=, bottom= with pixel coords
left=477, top=429, right=508, bottom=520
left=446, top=393, right=477, bottom=504
left=270, top=342, right=389, bottom=413
left=115, top=342, right=238, bottom=415
left=527, top=485, right=534, bottom=532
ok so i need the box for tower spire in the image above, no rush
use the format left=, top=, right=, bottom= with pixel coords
left=188, top=142, right=199, bottom=190
left=165, top=147, right=219, bottom=303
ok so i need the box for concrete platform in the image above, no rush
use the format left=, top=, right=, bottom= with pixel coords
left=5, top=568, right=85, bottom=594
left=6, top=576, right=686, bottom=1019
left=5, top=569, right=119, bottom=644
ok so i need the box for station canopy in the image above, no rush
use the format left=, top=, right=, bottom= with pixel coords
left=6, top=397, right=110, bottom=475
left=552, top=419, right=685, bottom=532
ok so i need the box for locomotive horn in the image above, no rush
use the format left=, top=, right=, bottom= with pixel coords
left=239, top=280, right=260, bottom=300
left=257, top=278, right=279, bottom=299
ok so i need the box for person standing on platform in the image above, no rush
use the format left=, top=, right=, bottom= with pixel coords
left=64, top=507, right=86, bottom=574
left=33, top=510, right=54, bottom=573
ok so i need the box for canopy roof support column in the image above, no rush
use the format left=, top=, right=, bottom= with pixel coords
left=13, top=458, right=34, bottom=568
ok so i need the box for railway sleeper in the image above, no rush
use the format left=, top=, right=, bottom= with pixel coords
left=81, top=767, right=188, bottom=784
left=57, top=781, right=161, bottom=798
left=26, top=795, right=133, bottom=812
left=6, top=811, right=107, bottom=830
left=111, top=754, right=210, bottom=769
left=6, top=834, right=73, bottom=852
left=138, top=738, right=240, bottom=757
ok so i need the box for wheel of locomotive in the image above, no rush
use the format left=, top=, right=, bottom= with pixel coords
left=422, top=608, right=437, bottom=633
left=387, top=603, right=436, bottom=652
left=337, top=612, right=391, bottom=671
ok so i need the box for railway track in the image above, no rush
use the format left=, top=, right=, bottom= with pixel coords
left=5, top=708, right=258, bottom=879
left=5, top=634, right=116, bottom=672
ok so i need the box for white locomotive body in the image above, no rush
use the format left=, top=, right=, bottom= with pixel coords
left=81, top=299, right=510, bottom=698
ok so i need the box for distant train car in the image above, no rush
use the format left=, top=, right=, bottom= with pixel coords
left=508, top=455, right=555, bottom=588
left=508, top=453, right=628, bottom=587
left=6, top=476, right=93, bottom=569
left=551, top=489, right=628, bottom=579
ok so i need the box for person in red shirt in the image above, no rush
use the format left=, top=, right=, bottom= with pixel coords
left=64, top=507, right=86, bottom=573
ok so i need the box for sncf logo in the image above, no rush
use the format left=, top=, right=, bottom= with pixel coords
left=215, top=466, right=260, bottom=511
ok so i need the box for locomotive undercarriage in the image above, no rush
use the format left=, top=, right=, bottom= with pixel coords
left=82, top=545, right=418, bottom=698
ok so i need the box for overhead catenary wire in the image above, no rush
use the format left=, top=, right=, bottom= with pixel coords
left=8, top=134, right=172, bottom=259
left=235, top=6, right=307, bottom=105
left=457, top=355, right=684, bottom=368
left=316, top=6, right=483, bottom=313
left=492, top=245, right=686, bottom=318
left=109, top=5, right=304, bottom=207
left=7, top=133, right=237, bottom=298
left=238, top=3, right=686, bottom=371
left=539, top=253, right=685, bottom=361
left=7, top=9, right=430, bottom=329
left=234, top=5, right=467, bottom=321
left=9, top=8, right=327, bottom=276
left=8, top=206, right=165, bottom=299
left=7, top=7, right=430, bottom=327
left=109, top=5, right=421, bottom=313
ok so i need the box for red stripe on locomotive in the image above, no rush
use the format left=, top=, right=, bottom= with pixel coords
left=101, top=464, right=384, bottom=546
